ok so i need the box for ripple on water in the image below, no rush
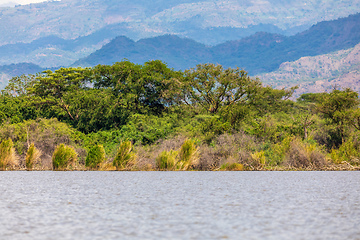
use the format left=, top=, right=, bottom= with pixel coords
left=0, top=171, right=359, bottom=240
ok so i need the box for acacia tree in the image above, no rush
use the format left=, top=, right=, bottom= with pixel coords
left=181, top=64, right=262, bottom=114
left=28, top=67, right=92, bottom=123
left=1, top=74, right=38, bottom=97
left=316, top=88, right=359, bottom=146
left=0, top=74, right=42, bottom=124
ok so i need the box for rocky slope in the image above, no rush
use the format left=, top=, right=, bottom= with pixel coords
left=258, top=43, right=360, bottom=97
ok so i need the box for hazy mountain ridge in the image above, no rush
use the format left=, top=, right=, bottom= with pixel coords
left=0, top=34, right=111, bottom=67
left=0, top=0, right=359, bottom=46
left=1, top=8, right=359, bottom=95
left=74, top=13, right=360, bottom=74
left=0, top=62, right=45, bottom=89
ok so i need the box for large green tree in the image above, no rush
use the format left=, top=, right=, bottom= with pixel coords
left=92, top=60, right=181, bottom=114
left=181, top=64, right=262, bottom=114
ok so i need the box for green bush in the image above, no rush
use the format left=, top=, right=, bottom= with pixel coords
left=330, top=135, right=360, bottom=165
left=85, top=145, right=106, bottom=170
left=177, top=139, right=199, bottom=170
left=0, top=138, right=17, bottom=170
left=25, top=143, right=42, bottom=170
left=52, top=144, right=78, bottom=170
left=156, top=150, right=178, bottom=170
left=113, top=141, right=136, bottom=170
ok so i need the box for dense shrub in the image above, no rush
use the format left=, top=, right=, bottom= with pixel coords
left=330, top=134, right=360, bottom=165
left=52, top=144, right=78, bottom=170
left=25, top=143, right=42, bottom=170
left=198, top=133, right=256, bottom=170
left=285, top=138, right=327, bottom=169
left=0, top=138, right=17, bottom=170
left=119, top=114, right=177, bottom=145
left=113, top=141, right=136, bottom=170
left=85, top=145, right=106, bottom=170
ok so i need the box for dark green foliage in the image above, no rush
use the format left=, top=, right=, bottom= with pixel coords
left=85, top=145, right=106, bottom=170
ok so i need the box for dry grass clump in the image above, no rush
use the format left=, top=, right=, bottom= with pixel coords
left=284, top=139, right=328, bottom=169
left=52, top=144, right=78, bottom=171
left=155, top=138, right=199, bottom=170
left=198, top=132, right=256, bottom=170
left=25, top=143, right=42, bottom=170
left=177, top=139, right=199, bottom=170
left=0, top=138, right=18, bottom=170
left=156, top=150, right=178, bottom=170
left=0, top=118, right=86, bottom=170
left=219, top=162, right=244, bottom=171
left=136, top=135, right=187, bottom=170
left=113, top=141, right=136, bottom=170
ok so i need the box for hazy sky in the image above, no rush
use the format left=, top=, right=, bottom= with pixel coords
left=0, top=0, right=48, bottom=6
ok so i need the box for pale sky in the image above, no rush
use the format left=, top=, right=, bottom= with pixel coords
left=0, top=0, right=50, bottom=7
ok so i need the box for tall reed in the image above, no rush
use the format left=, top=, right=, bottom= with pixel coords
left=156, top=150, right=178, bottom=170
left=177, top=139, right=199, bottom=170
left=0, top=138, right=17, bottom=170
left=25, top=143, right=42, bottom=170
left=113, top=141, right=136, bottom=170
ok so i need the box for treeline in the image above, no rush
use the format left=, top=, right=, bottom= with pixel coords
left=0, top=60, right=359, bottom=170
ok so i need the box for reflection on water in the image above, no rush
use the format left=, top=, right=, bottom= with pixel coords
left=0, top=171, right=359, bottom=239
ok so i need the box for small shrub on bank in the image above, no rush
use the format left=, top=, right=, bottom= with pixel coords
left=0, top=138, right=17, bottom=170
left=25, top=143, right=42, bottom=170
left=113, top=141, right=136, bottom=170
left=156, top=150, right=178, bottom=170
left=52, top=144, right=78, bottom=170
left=85, top=145, right=106, bottom=170
left=251, top=151, right=266, bottom=167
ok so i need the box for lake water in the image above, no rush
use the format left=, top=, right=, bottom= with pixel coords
left=0, top=171, right=359, bottom=239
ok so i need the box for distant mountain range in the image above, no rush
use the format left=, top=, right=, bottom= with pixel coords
left=0, top=63, right=44, bottom=89
left=74, top=13, right=360, bottom=74
left=1, top=0, right=359, bottom=46
left=0, top=1, right=359, bottom=95
left=1, top=12, right=359, bottom=75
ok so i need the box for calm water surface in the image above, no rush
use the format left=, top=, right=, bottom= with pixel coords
left=0, top=171, right=359, bottom=239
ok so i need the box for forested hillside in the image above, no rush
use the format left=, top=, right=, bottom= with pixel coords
left=1, top=61, right=359, bottom=171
